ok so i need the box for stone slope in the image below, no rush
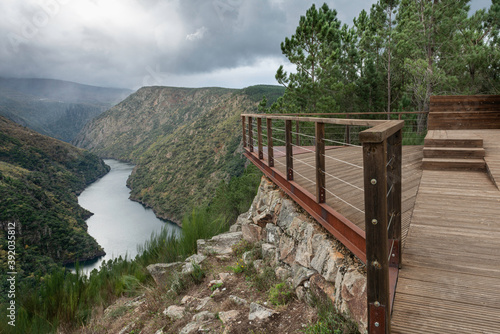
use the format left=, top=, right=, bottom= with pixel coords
left=80, top=176, right=364, bottom=334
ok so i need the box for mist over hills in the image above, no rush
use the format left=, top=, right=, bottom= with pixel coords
left=0, top=77, right=132, bottom=142
left=74, top=84, right=284, bottom=223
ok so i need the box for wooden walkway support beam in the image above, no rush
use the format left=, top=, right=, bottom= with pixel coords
left=267, top=118, right=274, bottom=167
left=257, top=118, right=263, bottom=160
left=315, top=122, right=325, bottom=203
left=360, top=121, right=404, bottom=334
left=285, top=119, right=293, bottom=180
left=248, top=116, right=253, bottom=152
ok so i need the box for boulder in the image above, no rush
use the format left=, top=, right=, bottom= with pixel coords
left=309, top=274, right=335, bottom=301
left=266, top=223, right=281, bottom=245
left=163, top=305, right=185, bottom=320
left=197, top=232, right=242, bottom=256
left=278, top=234, right=296, bottom=264
left=182, top=254, right=207, bottom=274
left=195, top=297, right=212, bottom=311
left=252, top=212, right=273, bottom=228
left=292, top=264, right=317, bottom=289
left=275, top=266, right=292, bottom=281
left=340, top=268, right=367, bottom=331
left=179, top=322, right=199, bottom=334
left=248, top=302, right=277, bottom=321
left=218, top=310, right=240, bottom=324
left=241, top=222, right=263, bottom=243
left=146, top=262, right=182, bottom=285
left=192, top=311, right=215, bottom=322
left=229, top=295, right=248, bottom=306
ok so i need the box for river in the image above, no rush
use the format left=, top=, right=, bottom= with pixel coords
left=69, top=159, right=181, bottom=273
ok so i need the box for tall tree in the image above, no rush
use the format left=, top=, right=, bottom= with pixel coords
left=394, top=0, right=470, bottom=132
left=274, top=3, right=342, bottom=113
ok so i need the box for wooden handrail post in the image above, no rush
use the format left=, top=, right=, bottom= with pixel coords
left=285, top=120, right=293, bottom=180
left=346, top=114, right=351, bottom=145
left=257, top=118, right=263, bottom=159
left=248, top=116, right=253, bottom=152
left=267, top=118, right=274, bottom=167
left=295, top=120, right=300, bottom=146
left=387, top=129, right=402, bottom=269
left=242, top=116, right=247, bottom=148
left=362, top=140, right=391, bottom=334
left=315, top=122, right=325, bottom=203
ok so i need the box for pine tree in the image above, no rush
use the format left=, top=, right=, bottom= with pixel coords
left=274, top=3, right=342, bottom=113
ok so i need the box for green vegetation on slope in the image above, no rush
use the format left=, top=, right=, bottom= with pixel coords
left=74, top=85, right=284, bottom=223
left=0, top=116, right=109, bottom=296
left=0, top=164, right=262, bottom=334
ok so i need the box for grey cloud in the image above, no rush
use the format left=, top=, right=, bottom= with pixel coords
left=0, top=0, right=490, bottom=89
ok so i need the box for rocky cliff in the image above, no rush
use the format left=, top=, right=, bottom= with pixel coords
left=236, top=177, right=368, bottom=331
left=73, top=85, right=284, bottom=224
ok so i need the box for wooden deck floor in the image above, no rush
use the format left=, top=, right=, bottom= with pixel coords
left=392, top=130, right=500, bottom=333
left=273, top=146, right=423, bottom=247
left=257, top=130, right=500, bottom=333
left=475, top=129, right=500, bottom=189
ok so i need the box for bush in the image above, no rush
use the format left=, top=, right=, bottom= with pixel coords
left=302, top=292, right=359, bottom=334
left=269, top=282, right=295, bottom=306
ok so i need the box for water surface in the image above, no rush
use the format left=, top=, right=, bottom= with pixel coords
left=71, top=159, right=180, bottom=273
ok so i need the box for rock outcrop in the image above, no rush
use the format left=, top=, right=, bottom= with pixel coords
left=121, top=177, right=366, bottom=333
left=236, top=176, right=367, bottom=330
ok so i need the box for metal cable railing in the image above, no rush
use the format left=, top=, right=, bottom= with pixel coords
left=242, top=112, right=407, bottom=333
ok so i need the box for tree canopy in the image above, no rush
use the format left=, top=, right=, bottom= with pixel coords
left=267, top=0, right=500, bottom=129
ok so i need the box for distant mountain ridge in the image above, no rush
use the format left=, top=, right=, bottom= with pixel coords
left=74, top=85, right=285, bottom=223
left=0, top=77, right=132, bottom=142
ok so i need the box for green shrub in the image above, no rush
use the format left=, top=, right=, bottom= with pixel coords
left=190, top=262, right=206, bottom=285
left=302, top=292, right=359, bottom=334
left=269, top=282, right=295, bottom=306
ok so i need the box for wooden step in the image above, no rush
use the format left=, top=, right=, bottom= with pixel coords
left=423, top=147, right=485, bottom=159
left=424, top=138, right=484, bottom=148
left=424, top=130, right=483, bottom=148
left=422, top=158, right=486, bottom=171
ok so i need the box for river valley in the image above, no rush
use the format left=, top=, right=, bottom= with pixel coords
left=70, top=159, right=181, bottom=273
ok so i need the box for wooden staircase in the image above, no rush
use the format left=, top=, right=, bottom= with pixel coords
left=422, top=130, right=486, bottom=170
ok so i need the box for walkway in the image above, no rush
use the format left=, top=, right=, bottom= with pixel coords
left=243, top=112, right=500, bottom=332
left=391, top=130, right=500, bottom=333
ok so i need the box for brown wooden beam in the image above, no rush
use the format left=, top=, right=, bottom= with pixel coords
left=363, top=140, right=391, bottom=334
left=242, top=116, right=246, bottom=148
left=285, top=119, right=293, bottom=180
left=243, top=114, right=387, bottom=127
left=257, top=117, right=263, bottom=159
left=315, top=122, right=325, bottom=203
left=267, top=118, right=274, bottom=167
left=248, top=116, right=253, bottom=152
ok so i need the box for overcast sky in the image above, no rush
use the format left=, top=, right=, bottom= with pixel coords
left=0, top=0, right=492, bottom=90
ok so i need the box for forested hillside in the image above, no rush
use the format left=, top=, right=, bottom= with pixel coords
left=0, top=77, right=132, bottom=142
left=0, top=116, right=109, bottom=290
left=74, top=85, right=284, bottom=224
left=268, top=1, right=499, bottom=132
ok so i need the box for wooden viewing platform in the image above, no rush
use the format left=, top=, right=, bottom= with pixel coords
left=242, top=96, right=500, bottom=333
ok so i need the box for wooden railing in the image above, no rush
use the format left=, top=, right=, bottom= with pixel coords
left=242, top=113, right=404, bottom=333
